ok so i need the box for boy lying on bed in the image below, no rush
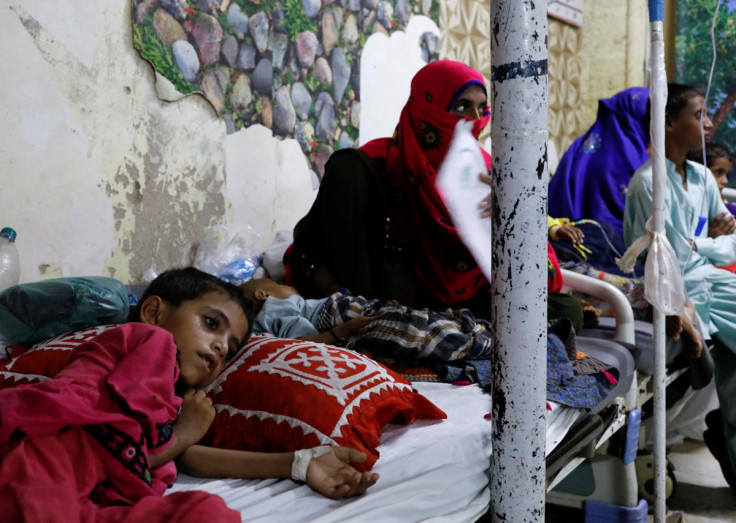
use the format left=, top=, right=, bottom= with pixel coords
left=240, top=277, right=620, bottom=405
left=0, top=268, right=378, bottom=521
left=240, top=276, right=493, bottom=369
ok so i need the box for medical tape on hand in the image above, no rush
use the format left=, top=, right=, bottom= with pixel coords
left=291, top=445, right=332, bottom=482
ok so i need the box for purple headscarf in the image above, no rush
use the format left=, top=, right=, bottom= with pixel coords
left=548, top=87, right=651, bottom=238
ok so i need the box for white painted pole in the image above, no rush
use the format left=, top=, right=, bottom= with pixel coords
left=490, top=1, right=549, bottom=520
left=648, top=0, right=667, bottom=520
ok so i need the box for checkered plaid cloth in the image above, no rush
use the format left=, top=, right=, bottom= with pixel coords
left=317, top=294, right=617, bottom=408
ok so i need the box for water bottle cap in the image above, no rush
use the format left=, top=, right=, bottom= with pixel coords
left=0, top=228, right=17, bottom=242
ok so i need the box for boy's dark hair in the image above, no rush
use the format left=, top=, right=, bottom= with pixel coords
left=666, top=83, right=705, bottom=119
left=238, top=279, right=265, bottom=314
left=687, top=143, right=735, bottom=167
left=128, top=267, right=255, bottom=342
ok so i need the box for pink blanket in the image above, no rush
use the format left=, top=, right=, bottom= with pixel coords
left=0, top=323, right=238, bottom=521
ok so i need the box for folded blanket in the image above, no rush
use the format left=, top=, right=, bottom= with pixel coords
left=317, top=293, right=491, bottom=365
left=318, top=294, right=617, bottom=409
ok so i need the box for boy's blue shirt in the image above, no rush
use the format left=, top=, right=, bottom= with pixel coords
left=253, top=294, right=327, bottom=338
left=624, top=157, right=736, bottom=271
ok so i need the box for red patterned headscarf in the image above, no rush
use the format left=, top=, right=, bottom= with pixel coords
left=361, top=61, right=492, bottom=304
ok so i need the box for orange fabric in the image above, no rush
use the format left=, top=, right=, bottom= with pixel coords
left=548, top=242, right=564, bottom=292
left=717, top=261, right=736, bottom=273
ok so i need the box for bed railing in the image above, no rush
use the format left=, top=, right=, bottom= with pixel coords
left=559, top=269, right=636, bottom=346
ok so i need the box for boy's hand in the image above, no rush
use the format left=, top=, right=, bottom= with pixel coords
left=709, top=212, right=736, bottom=238
left=306, top=447, right=379, bottom=499
left=336, top=316, right=372, bottom=339
left=175, top=389, right=216, bottom=446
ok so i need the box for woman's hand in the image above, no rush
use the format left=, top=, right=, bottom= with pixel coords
left=549, top=223, right=585, bottom=245
left=306, top=447, right=379, bottom=499
left=708, top=212, right=736, bottom=238
left=478, top=173, right=492, bottom=218
left=174, top=389, right=216, bottom=447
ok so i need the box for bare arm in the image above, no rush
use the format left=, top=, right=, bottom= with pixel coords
left=150, top=388, right=215, bottom=469
left=177, top=445, right=292, bottom=478
left=149, top=432, right=199, bottom=470
left=708, top=212, right=736, bottom=238
left=176, top=445, right=379, bottom=499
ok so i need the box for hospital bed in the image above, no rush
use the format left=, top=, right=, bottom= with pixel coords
left=0, top=271, right=644, bottom=521
left=166, top=269, right=645, bottom=521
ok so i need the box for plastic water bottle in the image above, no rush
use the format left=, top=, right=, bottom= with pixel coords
left=0, top=227, right=20, bottom=292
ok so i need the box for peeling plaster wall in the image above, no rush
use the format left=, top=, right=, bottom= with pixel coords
left=224, top=125, right=315, bottom=248
left=1, top=0, right=316, bottom=284
left=1, top=0, right=647, bottom=285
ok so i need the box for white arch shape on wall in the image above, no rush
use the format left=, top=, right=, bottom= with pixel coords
left=359, top=15, right=440, bottom=146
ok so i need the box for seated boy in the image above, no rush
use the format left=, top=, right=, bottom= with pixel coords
left=687, top=143, right=736, bottom=273
left=687, top=143, right=736, bottom=221
left=623, top=83, right=736, bottom=488
left=0, top=268, right=377, bottom=521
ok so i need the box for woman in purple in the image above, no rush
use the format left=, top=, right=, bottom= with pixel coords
left=548, top=87, right=651, bottom=239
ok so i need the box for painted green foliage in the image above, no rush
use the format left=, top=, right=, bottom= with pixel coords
left=133, top=24, right=198, bottom=95
left=280, top=0, right=318, bottom=42
left=676, top=0, right=736, bottom=148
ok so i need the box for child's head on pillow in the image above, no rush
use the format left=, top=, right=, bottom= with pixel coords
left=239, top=278, right=299, bottom=313
left=130, top=267, right=255, bottom=388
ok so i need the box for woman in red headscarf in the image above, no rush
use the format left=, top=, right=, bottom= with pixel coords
left=286, top=60, right=570, bottom=322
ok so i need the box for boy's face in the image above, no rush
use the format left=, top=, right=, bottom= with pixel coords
left=711, top=157, right=733, bottom=192
left=153, top=291, right=249, bottom=389
left=668, top=95, right=712, bottom=150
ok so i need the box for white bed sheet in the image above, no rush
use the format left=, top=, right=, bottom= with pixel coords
left=169, top=382, right=582, bottom=522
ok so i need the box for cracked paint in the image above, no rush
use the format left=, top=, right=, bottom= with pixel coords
left=5, top=0, right=232, bottom=282
left=489, top=0, right=549, bottom=520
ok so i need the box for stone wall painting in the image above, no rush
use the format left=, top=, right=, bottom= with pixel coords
left=131, top=0, right=440, bottom=178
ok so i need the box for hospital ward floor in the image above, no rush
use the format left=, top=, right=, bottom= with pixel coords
left=660, top=439, right=736, bottom=522
left=545, top=439, right=736, bottom=521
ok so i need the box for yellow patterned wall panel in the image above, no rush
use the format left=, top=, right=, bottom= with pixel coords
left=439, top=0, right=491, bottom=87
left=548, top=18, right=583, bottom=160
left=439, top=2, right=584, bottom=160
left=438, top=1, right=648, bottom=162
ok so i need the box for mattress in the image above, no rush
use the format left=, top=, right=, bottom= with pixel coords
left=169, top=382, right=582, bottom=522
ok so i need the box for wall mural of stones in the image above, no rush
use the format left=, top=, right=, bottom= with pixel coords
left=132, top=0, right=440, bottom=177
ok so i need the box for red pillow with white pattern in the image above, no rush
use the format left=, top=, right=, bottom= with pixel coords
left=0, top=325, right=118, bottom=389
left=203, top=336, right=446, bottom=471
